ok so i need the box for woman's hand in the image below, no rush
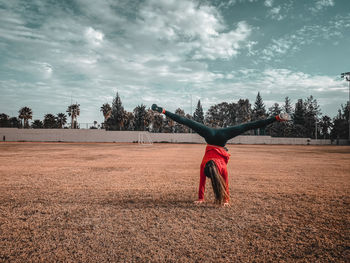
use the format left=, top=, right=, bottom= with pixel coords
left=194, top=199, right=205, bottom=205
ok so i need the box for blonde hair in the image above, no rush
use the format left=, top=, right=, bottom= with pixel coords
left=204, top=160, right=229, bottom=204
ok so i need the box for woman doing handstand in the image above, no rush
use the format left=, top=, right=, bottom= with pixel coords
left=151, top=104, right=290, bottom=206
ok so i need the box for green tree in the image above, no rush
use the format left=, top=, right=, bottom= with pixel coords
left=0, top=113, right=10, bottom=127
left=340, top=102, right=349, bottom=124
left=133, top=104, right=147, bottom=131
left=293, top=99, right=305, bottom=126
left=193, top=100, right=204, bottom=124
left=100, top=103, right=112, bottom=129
left=9, top=117, right=20, bottom=128
left=184, top=113, right=193, bottom=133
left=123, top=111, right=134, bottom=131
left=152, top=113, right=164, bottom=133
left=269, top=103, right=281, bottom=116
left=236, top=99, right=251, bottom=125
left=90, top=121, right=98, bottom=129
left=252, top=92, right=267, bottom=120
left=163, top=116, right=175, bottom=133
left=107, top=92, right=125, bottom=130
left=205, top=102, right=236, bottom=128
left=340, top=102, right=350, bottom=139
left=31, top=119, right=43, bottom=129
left=252, top=92, right=267, bottom=135
left=56, top=113, right=67, bottom=128
left=267, top=103, right=284, bottom=137
left=174, top=108, right=186, bottom=133
left=292, top=99, right=307, bottom=137
left=18, top=106, right=33, bottom=128
left=303, top=95, right=321, bottom=138
left=43, top=114, right=57, bottom=128
left=66, top=103, right=80, bottom=129
left=331, top=106, right=349, bottom=141
left=320, top=115, right=332, bottom=139
left=290, top=123, right=307, bottom=138
left=283, top=96, right=293, bottom=114
left=145, top=109, right=155, bottom=132
left=282, top=97, right=294, bottom=137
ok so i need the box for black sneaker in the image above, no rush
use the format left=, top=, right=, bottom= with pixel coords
left=151, top=104, right=163, bottom=113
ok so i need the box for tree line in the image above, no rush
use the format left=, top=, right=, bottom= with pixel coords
left=0, top=104, right=80, bottom=129
left=102, top=92, right=349, bottom=140
left=0, top=92, right=349, bottom=140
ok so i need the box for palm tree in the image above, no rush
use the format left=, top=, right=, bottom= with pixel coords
left=43, top=114, right=57, bottom=128
left=56, top=113, right=67, bottom=128
left=100, top=103, right=111, bottom=128
left=31, top=119, right=43, bottom=129
left=9, top=117, right=20, bottom=128
left=18, top=106, right=33, bottom=128
left=66, top=103, right=80, bottom=129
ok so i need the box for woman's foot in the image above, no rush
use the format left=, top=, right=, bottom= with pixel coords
left=276, top=112, right=291, bottom=122
left=152, top=104, right=164, bottom=113
left=213, top=200, right=230, bottom=207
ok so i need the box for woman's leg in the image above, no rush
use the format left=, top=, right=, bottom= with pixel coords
left=218, top=117, right=277, bottom=141
left=164, top=110, right=214, bottom=138
left=152, top=104, right=215, bottom=140
left=153, top=104, right=289, bottom=146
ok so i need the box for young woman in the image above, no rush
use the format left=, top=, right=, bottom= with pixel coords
left=151, top=104, right=290, bottom=206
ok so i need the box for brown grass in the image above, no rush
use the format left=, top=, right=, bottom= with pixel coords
left=0, top=142, right=349, bottom=262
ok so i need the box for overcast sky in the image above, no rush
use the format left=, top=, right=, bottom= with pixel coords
left=0, top=0, right=349, bottom=124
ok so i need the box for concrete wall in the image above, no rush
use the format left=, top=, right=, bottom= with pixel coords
left=1, top=128, right=347, bottom=145
left=0, top=128, right=140, bottom=143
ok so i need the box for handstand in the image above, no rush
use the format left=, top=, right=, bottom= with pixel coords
left=152, top=104, right=290, bottom=206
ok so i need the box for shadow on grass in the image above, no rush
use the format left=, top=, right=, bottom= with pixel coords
left=98, top=197, right=222, bottom=210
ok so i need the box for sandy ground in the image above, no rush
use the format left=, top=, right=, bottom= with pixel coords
left=0, top=142, right=349, bottom=262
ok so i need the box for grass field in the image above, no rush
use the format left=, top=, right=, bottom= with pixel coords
left=0, top=142, right=349, bottom=262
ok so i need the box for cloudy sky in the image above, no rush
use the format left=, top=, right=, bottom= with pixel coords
left=0, top=0, right=349, bottom=124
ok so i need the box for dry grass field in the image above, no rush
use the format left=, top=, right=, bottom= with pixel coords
left=0, top=142, right=349, bottom=262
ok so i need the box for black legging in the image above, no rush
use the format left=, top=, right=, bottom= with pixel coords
left=164, top=110, right=276, bottom=147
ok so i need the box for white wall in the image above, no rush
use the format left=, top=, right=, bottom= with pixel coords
left=1, top=128, right=346, bottom=145
left=0, top=128, right=139, bottom=143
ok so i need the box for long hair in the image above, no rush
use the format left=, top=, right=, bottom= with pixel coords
left=204, top=160, right=229, bottom=204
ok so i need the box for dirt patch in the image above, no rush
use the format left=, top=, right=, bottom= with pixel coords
left=0, top=143, right=349, bottom=262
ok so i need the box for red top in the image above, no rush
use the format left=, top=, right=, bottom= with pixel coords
left=198, top=144, right=231, bottom=201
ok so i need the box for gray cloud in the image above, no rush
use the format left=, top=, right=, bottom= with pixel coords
left=310, top=0, right=335, bottom=13
left=258, top=13, right=350, bottom=61
left=0, top=0, right=348, bottom=124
